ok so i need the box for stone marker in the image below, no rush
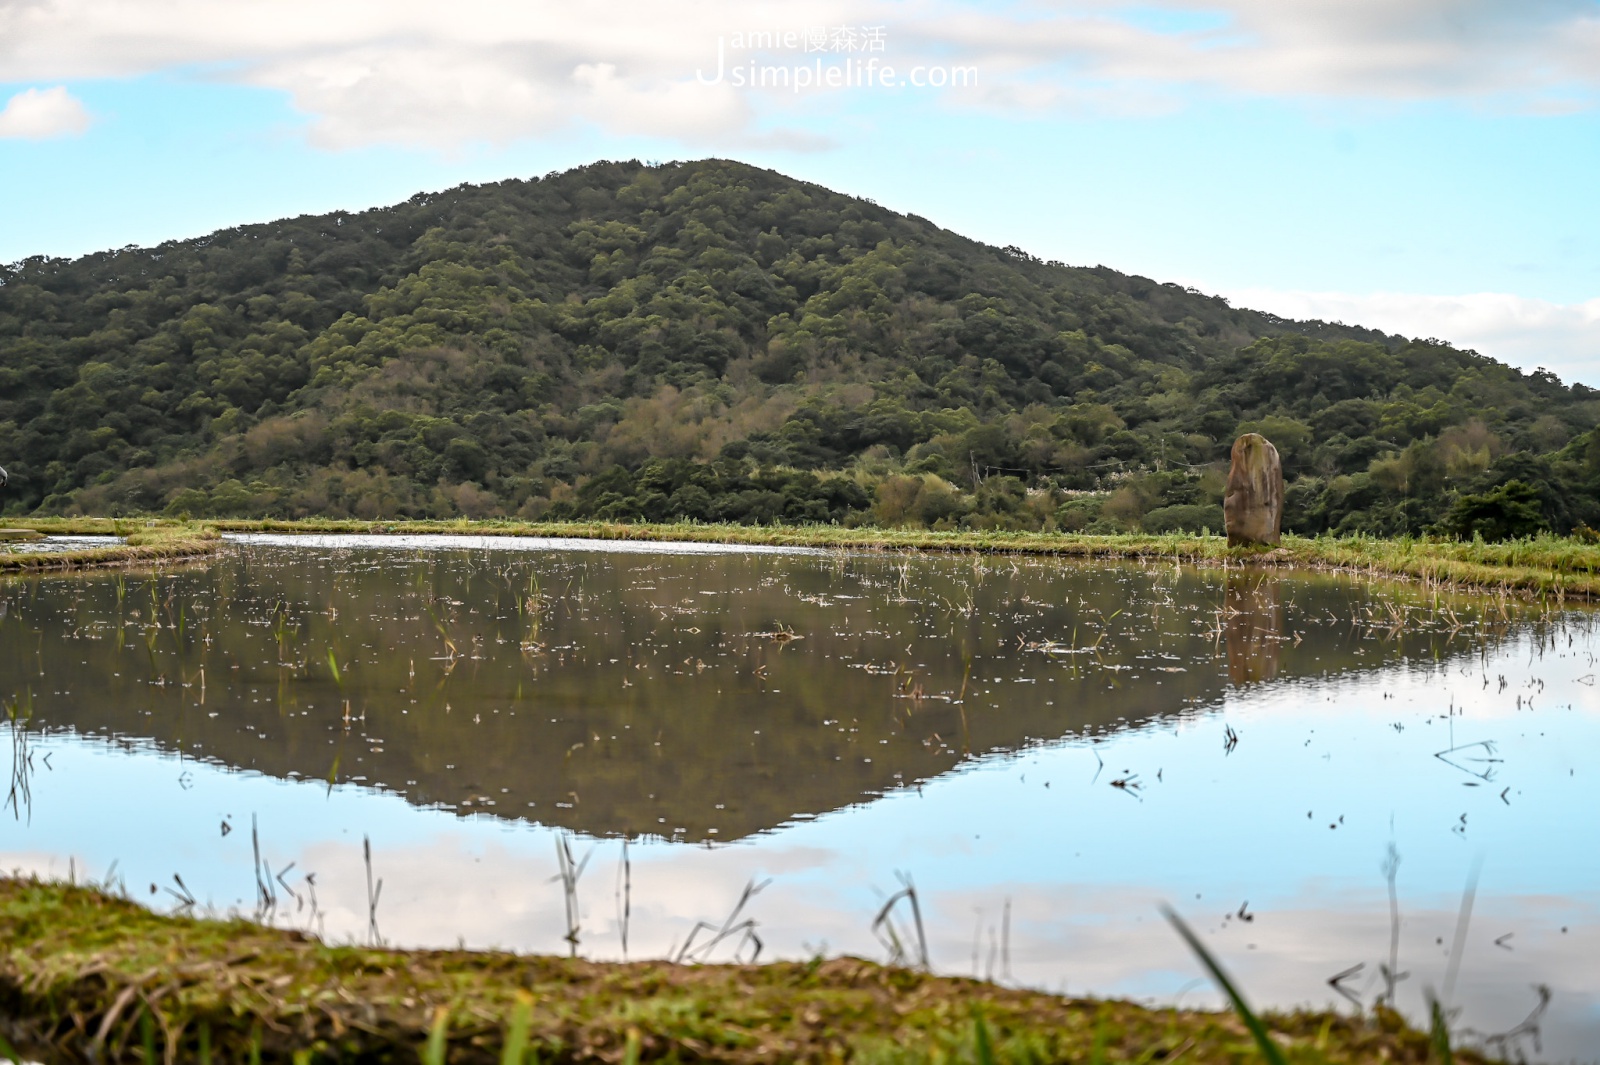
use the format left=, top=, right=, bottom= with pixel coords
left=1223, top=433, right=1283, bottom=547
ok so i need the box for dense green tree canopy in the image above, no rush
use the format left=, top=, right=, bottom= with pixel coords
left=2, top=158, right=1596, bottom=538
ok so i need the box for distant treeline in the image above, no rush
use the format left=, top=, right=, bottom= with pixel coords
left=3, top=158, right=1597, bottom=540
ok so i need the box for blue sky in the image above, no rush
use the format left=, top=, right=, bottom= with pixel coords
left=2, top=0, right=1598, bottom=381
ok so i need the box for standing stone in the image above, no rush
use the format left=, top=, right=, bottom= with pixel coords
left=1223, top=434, right=1283, bottom=547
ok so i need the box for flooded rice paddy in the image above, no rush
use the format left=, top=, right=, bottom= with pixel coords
left=3, top=534, right=1598, bottom=1060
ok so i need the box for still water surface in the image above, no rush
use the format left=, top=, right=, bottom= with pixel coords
left=3, top=535, right=1597, bottom=1060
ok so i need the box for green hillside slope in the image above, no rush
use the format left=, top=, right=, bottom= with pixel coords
left=3, top=158, right=1597, bottom=536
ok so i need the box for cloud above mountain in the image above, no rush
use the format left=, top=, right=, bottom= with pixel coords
left=1, top=1, right=1596, bottom=149
left=0, top=85, right=91, bottom=139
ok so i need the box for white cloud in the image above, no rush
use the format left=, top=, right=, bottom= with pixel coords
left=1091, top=0, right=1600, bottom=104
left=0, top=0, right=866, bottom=148
left=0, top=85, right=91, bottom=139
left=887, top=0, right=1600, bottom=115
left=1220, top=285, right=1600, bottom=387
left=1, top=1, right=1598, bottom=149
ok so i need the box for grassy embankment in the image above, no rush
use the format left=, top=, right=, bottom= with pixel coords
left=0, top=518, right=219, bottom=574
left=6, top=515, right=1600, bottom=599
left=228, top=517, right=1600, bottom=600
left=0, top=877, right=1484, bottom=1064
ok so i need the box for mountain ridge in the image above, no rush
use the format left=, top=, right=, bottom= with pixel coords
left=2, top=157, right=1595, bottom=536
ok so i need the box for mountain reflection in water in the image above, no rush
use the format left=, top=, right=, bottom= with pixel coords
left=0, top=539, right=1503, bottom=840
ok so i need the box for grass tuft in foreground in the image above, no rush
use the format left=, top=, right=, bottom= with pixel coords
left=0, top=877, right=1491, bottom=1063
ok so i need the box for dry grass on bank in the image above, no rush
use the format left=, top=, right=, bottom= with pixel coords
left=0, top=519, right=221, bottom=573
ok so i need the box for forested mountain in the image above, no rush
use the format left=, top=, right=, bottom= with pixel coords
left=2, top=158, right=1597, bottom=538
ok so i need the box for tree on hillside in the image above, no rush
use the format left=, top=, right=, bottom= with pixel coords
left=2, top=159, right=1594, bottom=533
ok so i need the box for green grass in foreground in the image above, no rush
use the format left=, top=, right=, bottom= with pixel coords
left=6, top=514, right=1600, bottom=599
left=0, top=877, right=1487, bottom=1063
